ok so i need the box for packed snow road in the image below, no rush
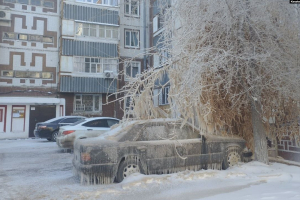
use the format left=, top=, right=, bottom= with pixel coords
left=0, top=139, right=300, bottom=200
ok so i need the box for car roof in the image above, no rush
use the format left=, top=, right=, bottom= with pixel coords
left=83, top=117, right=120, bottom=122
left=44, top=116, right=86, bottom=123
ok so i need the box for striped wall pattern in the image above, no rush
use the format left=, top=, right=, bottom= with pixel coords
left=63, top=3, right=119, bottom=25
left=59, top=76, right=117, bottom=93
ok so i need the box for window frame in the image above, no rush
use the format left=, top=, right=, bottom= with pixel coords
left=73, top=57, right=118, bottom=74
left=74, top=94, right=102, bottom=113
left=75, top=22, right=119, bottom=40
left=124, top=61, right=141, bottom=81
left=124, top=0, right=140, bottom=17
left=75, top=0, right=118, bottom=6
left=124, top=29, right=140, bottom=48
left=159, top=86, right=170, bottom=105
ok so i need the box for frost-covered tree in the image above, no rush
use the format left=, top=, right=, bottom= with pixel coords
left=114, top=0, right=300, bottom=164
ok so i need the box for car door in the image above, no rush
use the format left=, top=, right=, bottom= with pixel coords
left=81, top=119, right=110, bottom=137
left=133, top=126, right=177, bottom=174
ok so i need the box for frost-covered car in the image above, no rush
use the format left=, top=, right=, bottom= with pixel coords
left=73, top=120, right=251, bottom=185
left=34, top=116, right=86, bottom=142
left=56, top=117, right=119, bottom=149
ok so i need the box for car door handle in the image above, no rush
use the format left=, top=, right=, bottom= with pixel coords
left=87, top=129, right=93, bottom=131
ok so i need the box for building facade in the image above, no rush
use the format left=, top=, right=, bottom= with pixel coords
left=0, top=0, right=65, bottom=139
left=0, top=0, right=149, bottom=139
left=58, top=0, right=120, bottom=118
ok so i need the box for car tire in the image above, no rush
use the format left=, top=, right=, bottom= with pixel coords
left=51, top=131, right=58, bottom=142
left=115, top=158, right=142, bottom=183
left=222, top=147, right=241, bottom=169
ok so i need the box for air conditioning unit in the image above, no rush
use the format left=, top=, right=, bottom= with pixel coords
left=104, top=70, right=115, bottom=78
left=0, top=11, right=11, bottom=21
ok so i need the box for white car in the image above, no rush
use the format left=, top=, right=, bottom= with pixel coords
left=56, top=117, right=119, bottom=149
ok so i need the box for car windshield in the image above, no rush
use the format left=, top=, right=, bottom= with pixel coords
left=69, top=119, right=86, bottom=126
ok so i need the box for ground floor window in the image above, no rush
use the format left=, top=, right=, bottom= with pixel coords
left=159, top=86, right=169, bottom=105
left=74, top=94, right=102, bottom=112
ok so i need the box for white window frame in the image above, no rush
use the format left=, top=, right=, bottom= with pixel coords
left=159, top=86, right=169, bottom=105
left=125, top=30, right=139, bottom=48
left=74, top=94, right=102, bottom=112
left=76, top=23, right=119, bottom=40
left=125, top=61, right=141, bottom=81
left=73, top=57, right=118, bottom=74
left=125, top=0, right=139, bottom=17
left=75, top=0, right=118, bottom=6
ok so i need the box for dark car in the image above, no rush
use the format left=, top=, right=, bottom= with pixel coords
left=34, top=116, right=86, bottom=142
left=73, top=120, right=251, bottom=185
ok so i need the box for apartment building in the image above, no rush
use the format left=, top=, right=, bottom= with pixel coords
left=0, top=0, right=149, bottom=139
left=0, top=0, right=64, bottom=139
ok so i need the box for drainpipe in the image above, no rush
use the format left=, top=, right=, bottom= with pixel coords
left=143, top=0, right=147, bottom=70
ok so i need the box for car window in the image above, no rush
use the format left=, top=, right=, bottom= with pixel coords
left=82, top=119, right=109, bottom=128
left=69, top=119, right=86, bottom=126
left=60, top=118, right=83, bottom=124
left=107, top=119, right=119, bottom=127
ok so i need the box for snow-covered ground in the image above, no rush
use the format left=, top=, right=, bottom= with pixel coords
left=0, top=139, right=299, bottom=200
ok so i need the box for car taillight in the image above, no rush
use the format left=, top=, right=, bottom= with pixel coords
left=81, top=153, right=91, bottom=162
left=38, top=126, right=47, bottom=129
left=62, top=130, right=75, bottom=135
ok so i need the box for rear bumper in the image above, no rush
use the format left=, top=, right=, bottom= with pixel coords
left=72, top=158, right=118, bottom=184
left=34, top=130, right=51, bottom=139
left=56, top=135, right=75, bottom=149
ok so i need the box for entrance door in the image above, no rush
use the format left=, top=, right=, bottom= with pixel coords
left=0, top=106, right=6, bottom=132
left=29, top=105, right=56, bottom=137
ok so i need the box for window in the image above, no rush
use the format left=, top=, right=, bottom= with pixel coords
left=18, top=0, right=28, bottom=4
left=29, top=72, right=40, bottom=78
left=42, top=36, right=53, bottom=43
left=1, top=71, right=13, bottom=77
left=3, top=33, right=16, bottom=40
left=153, top=14, right=164, bottom=33
left=107, top=119, right=119, bottom=127
left=125, top=0, right=139, bottom=16
left=60, top=118, right=82, bottom=124
left=1, top=70, right=52, bottom=79
left=159, top=86, right=169, bottom=105
left=29, top=35, right=42, bottom=42
left=125, top=30, right=139, bottom=48
left=15, top=71, right=27, bottom=78
left=41, top=72, right=52, bottom=79
left=76, top=23, right=118, bottom=39
left=73, top=57, right=118, bottom=74
left=74, top=94, right=102, bottom=112
left=43, top=1, right=54, bottom=8
left=83, top=119, right=109, bottom=128
left=76, top=0, right=118, bottom=6
left=31, top=0, right=41, bottom=6
left=3, top=32, right=53, bottom=43
left=18, top=34, right=28, bottom=40
left=4, top=0, right=53, bottom=8
left=125, top=61, right=140, bottom=80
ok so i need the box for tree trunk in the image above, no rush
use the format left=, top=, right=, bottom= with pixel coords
left=251, top=98, right=269, bottom=164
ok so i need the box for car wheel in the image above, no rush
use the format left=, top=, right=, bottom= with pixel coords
left=116, top=158, right=142, bottom=183
left=222, top=147, right=241, bottom=169
left=51, top=131, right=58, bottom=142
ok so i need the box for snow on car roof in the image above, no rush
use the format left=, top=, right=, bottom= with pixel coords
left=94, top=118, right=183, bottom=141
